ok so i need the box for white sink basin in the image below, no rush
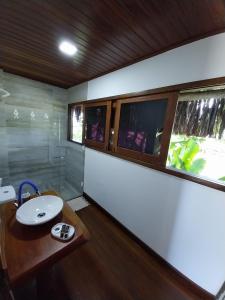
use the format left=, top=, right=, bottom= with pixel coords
left=16, top=195, right=64, bottom=226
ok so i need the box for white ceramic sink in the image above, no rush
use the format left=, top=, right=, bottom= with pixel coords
left=16, top=195, right=64, bottom=226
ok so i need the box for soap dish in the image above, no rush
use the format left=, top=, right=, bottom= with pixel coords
left=51, top=223, right=75, bottom=242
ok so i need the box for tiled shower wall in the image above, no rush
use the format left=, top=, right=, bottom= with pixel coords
left=0, top=71, right=84, bottom=200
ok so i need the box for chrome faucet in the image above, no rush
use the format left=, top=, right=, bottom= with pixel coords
left=18, top=180, right=41, bottom=207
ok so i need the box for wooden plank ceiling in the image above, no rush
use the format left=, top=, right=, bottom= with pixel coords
left=1, top=0, right=225, bottom=88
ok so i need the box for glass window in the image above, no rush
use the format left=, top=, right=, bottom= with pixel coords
left=118, top=99, right=168, bottom=155
left=167, top=91, right=225, bottom=184
left=69, top=104, right=83, bottom=144
left=85, top=106, right=107, bottom=143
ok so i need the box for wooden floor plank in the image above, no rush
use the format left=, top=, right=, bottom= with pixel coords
left=13, top=205, right=212, bottom=300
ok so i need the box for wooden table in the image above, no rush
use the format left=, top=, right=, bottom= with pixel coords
left=0, top=191, right=89, bottom=288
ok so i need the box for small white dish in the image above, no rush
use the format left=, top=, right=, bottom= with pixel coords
left=16, top=195, right=63, bottom=226
left=51, top=223, right=75, bottom=241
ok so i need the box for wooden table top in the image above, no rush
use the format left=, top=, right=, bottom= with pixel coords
left=0, top=191, right=89, bottom=287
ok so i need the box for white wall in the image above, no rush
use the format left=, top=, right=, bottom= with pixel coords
left=88, top=33, right=225, bottom=99
left=68, top=82, right=88, bottom=103
left=82, top=32, right=225, bottom=295
left=85, top=149, right=225, bottom=295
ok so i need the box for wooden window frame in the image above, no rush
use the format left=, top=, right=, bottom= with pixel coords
left=84, top=100, right=112, bottom=151
left=67, top=76, right=225, bottom=192
left=112, top=92, right=178, bottom=167
left=68, top=102, right=84, bottom=145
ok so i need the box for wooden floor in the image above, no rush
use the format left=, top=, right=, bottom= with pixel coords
left=13, top=205, right=211, bottom=300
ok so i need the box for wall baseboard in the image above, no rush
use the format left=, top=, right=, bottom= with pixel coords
left=83, top=192, right=214, bottom=300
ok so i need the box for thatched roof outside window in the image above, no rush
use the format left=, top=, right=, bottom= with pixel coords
left=173, top=90, right=225, bottom=139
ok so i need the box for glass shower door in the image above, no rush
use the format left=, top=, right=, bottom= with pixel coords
left=0, top=74, right=85, bottom=201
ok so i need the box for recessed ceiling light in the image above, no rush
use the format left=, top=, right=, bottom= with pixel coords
left=59, top=41, right=77, bottom=56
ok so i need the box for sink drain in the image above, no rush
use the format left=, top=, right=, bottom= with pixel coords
left=37, top=212, right=46, bottom=218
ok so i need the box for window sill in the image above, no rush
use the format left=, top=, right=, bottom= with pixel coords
left=67, top=139, right=84, bottom=146
left=165, top=167, right=225, bottom=192
left=85, top=145, right=225, bottom=193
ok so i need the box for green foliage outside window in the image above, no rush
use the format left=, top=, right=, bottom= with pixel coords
left=167, top=136, right=206, bottom=175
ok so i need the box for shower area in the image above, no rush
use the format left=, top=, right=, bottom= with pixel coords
left=0, top=71, right=84, bottom=201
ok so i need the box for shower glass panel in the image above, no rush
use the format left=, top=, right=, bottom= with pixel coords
left=0, top=73, right=84, bottom=201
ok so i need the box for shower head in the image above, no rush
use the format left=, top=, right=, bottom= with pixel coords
left=0, top=88, right=10, bottom=98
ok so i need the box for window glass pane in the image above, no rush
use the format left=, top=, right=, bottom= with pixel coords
left=118, top=99, right=168, bottom=155
left=167, top=93, right=225, bottom=184
left=85, top=106, right=106, bottom=143
left=71, top=105, right=83, bottom=143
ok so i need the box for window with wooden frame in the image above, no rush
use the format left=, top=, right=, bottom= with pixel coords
left=68, top=103, right=84, bottom=144
left=112, top=93, right=178, bottom=166
left=167, top=88, right=225, bottom=186
left=68, top=77, right=225, bottom=192
left=84, top=101, right=111, bottom=150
